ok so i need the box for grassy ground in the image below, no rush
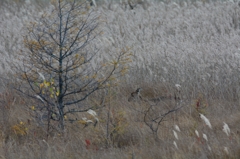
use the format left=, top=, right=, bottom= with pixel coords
left=1, top=0, right=240, bottom=158
left=0, top=84, right=239, bottom=159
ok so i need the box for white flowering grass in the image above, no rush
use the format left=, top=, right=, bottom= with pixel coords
left=82, top=117, right=87, bottom=121
left=87, top=109, right=99, bottom=126
left=82, top=117, right=93, bottom=123
left=199, top=114, right=212, bottom=129
left=203, top=133, right=208, bottom=142
left=35, top=95, right=44, bottom=102
left=174, top=124, right=181, bottom=132
left=222, top=122, right=230, bottom=137
left=1, top=0, right=240, bottom=101
left=224, top=147, right=229, bottom=155
left=0, top=1, right=240, bottom=158
left=38, top=72, right=45, bottom=81
left=173, top=130, right=179, bottom=140
left=0, top=0, right=239, bottom=110
left=173, top=141, right=178, bottom=150
left=87, top=109, right=97, bottom=117
left=195, top=130, right=199, bottom=138
left=207, top=145, right=211, bottom=151
left=175, top=84, right=181, bottom=91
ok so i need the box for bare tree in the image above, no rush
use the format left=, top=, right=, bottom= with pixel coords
left=14, top=0, right=131, bottom=131
left=143, top=103, right=183, bottom=140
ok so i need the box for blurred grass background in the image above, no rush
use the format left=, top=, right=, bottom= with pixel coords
left=0, top=0, right=240, bottom=158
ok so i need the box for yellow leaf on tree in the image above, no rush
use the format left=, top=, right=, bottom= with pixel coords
left=39, top=83, right=44, bottom=89
left=50, top=79, right=54, bottom=85
left=31, top=106, right=35, bottom=110
left=44, top=81, right=50, bottom=87
left=56, top=91, right=60, bottom=96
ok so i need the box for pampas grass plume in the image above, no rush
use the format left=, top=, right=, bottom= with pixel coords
left=224, top=147, right=229, bottom=155
left=173, top=141, right=178, bottom=149
left=175, top=84, right=181, bottom=91
left=195, top=130, right=199, bottom=138
left=199, top=113, right=212, bottom=129
left=173, top=130, right=179, bottom=140
left=174, top=124, right=181, bottom=132
left=87, top=109, right=97, bottom=117
left=207, top=145, right=211, bottom=151
left=222, top=122, right=230, bottom=136
left=35, top=95, right=44, bottom=102
left=38, top=72, right=45, bottom=81
left=203, top=133, right=208, bottom=142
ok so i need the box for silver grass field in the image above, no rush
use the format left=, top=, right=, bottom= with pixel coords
left=0, top=0, right=240, bottom=158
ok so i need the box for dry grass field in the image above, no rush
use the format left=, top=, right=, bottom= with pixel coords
left=0, top=85, right=240, bottom=159
left=0, top=0, right=240, bottom=158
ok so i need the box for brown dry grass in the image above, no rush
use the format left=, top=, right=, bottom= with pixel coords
left=0, top=82, right=239, bottom=159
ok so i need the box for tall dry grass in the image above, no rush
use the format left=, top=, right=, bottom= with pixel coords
left=0, top=0, right=240, bottom=158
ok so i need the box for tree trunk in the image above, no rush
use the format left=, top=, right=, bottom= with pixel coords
left=58, top=102, right=64, bottom=131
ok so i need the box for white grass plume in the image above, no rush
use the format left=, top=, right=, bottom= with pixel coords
left=175, top=84, right=181, bottom=91
left=87, top=109, right=97, bottom=117
left=87, top=120, right=93, bottom=123
left=224, top=147, right=229, bottom=155
left=203, top=133, right=208, bottom=142
left=82, top=117, right=87, bottom=121
left=87, top=109, right=98, bottom=127
left=173, top=130, right=179, bottom=140
left=174, top=124, right=181, bottom=132
left=207, top=145, right=211, bottom=151
left=173, top=141, right=178, bottom=149
left=223, top=122, right=230, bottom=137
left=35, top=95, right=44, bottom=102
left=199, top=113, right=212, bottom=129
left=38, top=72, right=45, bottom=81
left=195, top=130, right=199, bottom=138
left=82, top=117, right=93, bottom=123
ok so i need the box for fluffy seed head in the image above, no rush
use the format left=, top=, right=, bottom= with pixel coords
left=87, top=109, right=97, bottom=117
left=175, top=84, right=181, bottom=91
left=174, top=124, right=181, bottom=132
left=223, top=122, right=230, bottom=136
left=203, top=133, right=208, bottom=142
left=173, top=130, right=179, bottom=140
left=224, top=147, right=229, bottom=155
left=35, top=95, right=44, bottom=102
left=199, top=113, right=212, bottom=129
left=38, top=72, right=45, bottom=81
left=173, top=141, right=178, bottom=149
left=195, top=130, right=199, bottom=138
left=207, top=145, right=211, bottom=151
